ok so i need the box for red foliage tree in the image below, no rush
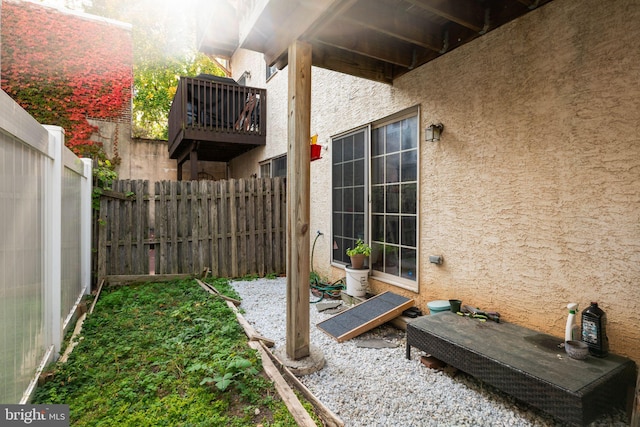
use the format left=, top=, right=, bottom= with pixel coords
left=1, top=0, right=133, bottom=158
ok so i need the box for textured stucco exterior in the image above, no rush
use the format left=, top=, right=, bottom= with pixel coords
left=227, top=0, right=640, bottom=362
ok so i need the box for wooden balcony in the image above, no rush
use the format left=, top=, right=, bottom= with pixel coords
left=168, top=75, right=266, bottom=168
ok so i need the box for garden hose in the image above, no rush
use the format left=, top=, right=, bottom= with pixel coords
left=310, top=231, right=345, bottom=303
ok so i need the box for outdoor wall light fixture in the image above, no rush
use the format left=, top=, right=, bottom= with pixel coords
left=429, top=255, right=443, bottom=265
left=425, top=123, right=444, bottom=142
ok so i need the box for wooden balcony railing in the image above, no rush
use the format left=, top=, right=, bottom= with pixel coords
left=168, top=75, right=266, bottom=163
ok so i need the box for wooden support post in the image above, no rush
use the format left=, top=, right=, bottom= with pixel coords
left=189, top=148, right=198, bottom=181
left=286, top=40, right=312, bottom=360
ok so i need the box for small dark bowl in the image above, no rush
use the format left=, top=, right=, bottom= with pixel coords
left=565, top=340, right=589, bottom=360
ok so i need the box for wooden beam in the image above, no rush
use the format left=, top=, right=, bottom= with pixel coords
left=259, top=340, right=345, bottom=427
left=315, top=18, right=417, bottom=68
left=189, top=147, right=199, bottom=181
left=248, top=341, right=317, bottom=427
left=286, top=40, right=312, bottom=360
left=311, top=41, right=394, bottom=84
left=341, top=0, right=442, bottom=52
left=195, top=278, right=242, bottom=306
left=406, top=0, right=487, bottom=33
left=251, top=0, right=342, bottom=67
left=105, top=274, right=192, bottom=286
left=516, top=0, right=541, bottom=9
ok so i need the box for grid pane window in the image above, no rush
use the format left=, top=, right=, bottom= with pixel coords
left=370, top=115, right=418, bottom=282
left=331, top=110, right=419, bottom=289
left=332, top=129, right=367, bottom=264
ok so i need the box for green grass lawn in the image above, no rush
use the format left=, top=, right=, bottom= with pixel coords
left=32, top=278, right=309, bottom=426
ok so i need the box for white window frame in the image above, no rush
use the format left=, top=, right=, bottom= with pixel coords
left=369, top=107, right=420, bottom=292
left=330, top=125, right=369, bottom=266
left=330, top=106, right=420, bottom=292
left=259, top=154, right=287, bottom=178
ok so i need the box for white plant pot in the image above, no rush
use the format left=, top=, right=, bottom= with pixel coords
left=345, top=266, right=368, bottom=297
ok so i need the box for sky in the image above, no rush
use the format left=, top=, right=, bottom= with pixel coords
left=28, top=0, right=207, bottom=59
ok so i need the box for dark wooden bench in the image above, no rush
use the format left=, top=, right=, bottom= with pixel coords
left=406, top=312, right=636, bottom=426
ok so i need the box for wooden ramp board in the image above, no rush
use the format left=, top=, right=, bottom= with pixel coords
left=317, top=291, right=414, bottom=342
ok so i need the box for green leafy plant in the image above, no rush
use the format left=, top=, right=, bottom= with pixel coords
left=32, top=279, right=304, bottom=426
left=346, top=239, right=371, bottom=257
left=92, top=159, right=118, bottom=210
left=202, top=357, right=259, bottom=392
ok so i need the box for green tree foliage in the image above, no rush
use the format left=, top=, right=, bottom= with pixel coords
left=133, top=53, right=225, bottom=140
left=85, top=0, right=225, bottom=140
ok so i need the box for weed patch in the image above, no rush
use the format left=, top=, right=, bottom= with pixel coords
left=33, top=278, right=305, bottom=426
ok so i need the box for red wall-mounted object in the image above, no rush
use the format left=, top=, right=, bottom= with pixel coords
left=310, top=144, right=322, bottom=161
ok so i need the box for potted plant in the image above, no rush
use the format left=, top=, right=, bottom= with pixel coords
left=346, top=239, right=371, bottom=269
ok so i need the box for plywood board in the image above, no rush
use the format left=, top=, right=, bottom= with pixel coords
left=317, top=291, right=414, bottom=342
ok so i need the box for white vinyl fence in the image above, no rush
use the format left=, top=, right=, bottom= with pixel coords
left=0, top=90, right=92, bottom=404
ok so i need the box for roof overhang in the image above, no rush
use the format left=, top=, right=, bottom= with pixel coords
left=199, top=0, right=554, bottom=83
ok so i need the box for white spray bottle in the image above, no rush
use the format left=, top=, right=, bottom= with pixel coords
left=565, top=303, right=580, bottom=342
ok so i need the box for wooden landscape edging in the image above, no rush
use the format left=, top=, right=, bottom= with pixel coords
left=105, top=274, right=193, bottom=286
left=214, top=282, right=344, bottom=427
left=258, top=340, right=344, bottom=427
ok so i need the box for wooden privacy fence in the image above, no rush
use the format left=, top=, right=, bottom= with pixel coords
left=97, top=178, right=286, bottom=278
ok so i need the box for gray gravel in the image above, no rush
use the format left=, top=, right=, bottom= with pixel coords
left=231, top=277, right=628, bottom=427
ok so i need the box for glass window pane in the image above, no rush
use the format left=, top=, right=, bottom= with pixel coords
left=368, top=113, right=418, bottom=281
left=386, top=153, right=400, bottom=183
left=354, top=186, right=364, bottom=212
left=333, top=237, right=344, bottom=262
left=260, top=163, right=271, bottom=178
left=372, top=127, right=384, bottom=156
left=331, top=128, right=367, bottom=265
left=332, top=164, right=342, bottom=188
left=372, top=156, right=384, bottom=185
left=372, top=215, right=384, bottom=241
left=344, top=214, right=353, bottom=237
left=344, top=238, right=356, bottom=257
left=344, top=161, right=353, bottom=187
left=401, top=183, right=416, bottom=214
left=354, top=159, right=365, bottom=186
left=333, top=213, right=342, bottom=236
left=401, top=248, right=417, bottom=280
left=333, top=138, right=343, bottom=163
left=401, top=150, right=417, bottom=182
left=354, top=214, right=365, bottom=240
left=401, top=116, right=417, bottom=150
left=343, top=187, right=353, bottom=212
left=384, top=245, right=399, bottom=275
left=386, top=185, right=399, bottom=213
left=333, top=188, right=343, bottom=212
left=354, top=131, right=365, bottom=159
left=386, top=122, right=400, bottom=153
left=343, top=135, right=354, bottom=161
left=371, top=186, right=384, bottom=214
left=385, top=215, right=399, bottom=244
left=273, top=156, right=287, bottom=177
left=371, top=242, right=384, bottom=272
left=401, top=216, right=416, bottom=247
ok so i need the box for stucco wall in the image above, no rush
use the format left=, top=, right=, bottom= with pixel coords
left=229, top=0, right=640, bottom=362
left=228, top=48, right=291, bottom=176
